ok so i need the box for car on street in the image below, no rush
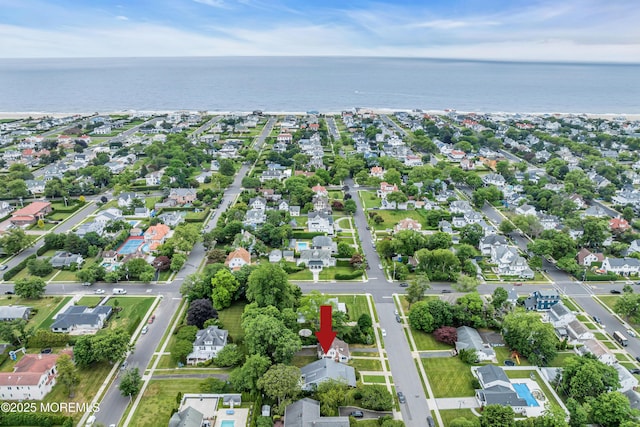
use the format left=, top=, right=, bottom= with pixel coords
left=441, top=289, right=452, bottom=293
left=0, top=265, right=7, bottom=271
left=365, top=225, right=370, bottom=230
left=593, top=316, right=602, bottom=324
left=148, top=315, right=156, bottom=324
left=611, top=289, right=622, bottom=294
left=395, top=315, right=401, bottom=323
left=397, top=392, right=406, bottom=404
left=636, top=356, right=640, bottom=363
left=94, top=289, right=105, bottom=294
left=349, top=411, right=363, bottom=418
left=141, top=326, right=149, bottom=334
left=427, top=416, right=435, bottom=427
left=399, top=282, right=409, bottom=287
left=628, top=329, right=637, bottom=338
left=381, top=329, right=386, bottom=337
left=630, top=368, right=640, bottom=374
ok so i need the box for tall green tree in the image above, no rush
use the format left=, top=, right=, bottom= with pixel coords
left=211, top=269, right=239, bottom=309
left=119, top=368, right=142, bottom=398
left=246, top=264, right=296, bottom=310
left=561, top=355, right=619, bottom=401
left=453, top=274, right=479, bottom=292
left=590, top=391, right=635, bottom=427
left=56, top=354, right=79, bottom=397
left=14, top=277, right=46, bottom=299
left=408, top=301, right=435, bottom=333
left=480, top=404, right=515, bottom=427
left=0, top=228, right=33, bottom=255
left=257, top=364, right=301, bottom=405
left=242, top=314, right=301, bottom=363
left=502, top=310, right=558, bottom=366
left=229, top=354, right=271, bottom=395
left=405, top=274, right=430, bottom=308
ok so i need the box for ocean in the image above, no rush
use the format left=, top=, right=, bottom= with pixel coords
left=0, top=56, right=639, bottom=114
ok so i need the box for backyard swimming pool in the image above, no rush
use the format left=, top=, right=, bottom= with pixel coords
left=297, top=241, right=309, bottom=251
left=513, top=383, right=539, bottom=407
left=220, top=421, right=234, bottom=427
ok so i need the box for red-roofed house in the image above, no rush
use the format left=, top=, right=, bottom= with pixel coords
left=0, top=352, right=71, bottom=400
left=370, top=166, right=384, bottom=178
left=610, top=217, right=631, bottom=233
left=448, top=150, right=466, bottom=162
left=277, top=133, right=293, bottom=144
left=312, top=185, right=328, bottom=197
left=394, top=218, right=423, bottom=233
left=144, top=224, right=171, bottom=250
left=10, top=201, right=52, bottom=226
left=377, top=182, right=399, bottom=198
left=309, top=123, right=320, bottom=131
left=225, top=247, right=251, bottom=271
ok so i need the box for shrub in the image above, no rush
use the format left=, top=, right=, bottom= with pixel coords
left=2, top=254, right=37, bottom=281
left=335, top=270, right=363, bottom=280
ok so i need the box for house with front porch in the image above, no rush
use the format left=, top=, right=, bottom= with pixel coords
left=297, top=250, right=336, bottom=269
left=308, top=212, right=334, bottom=235
left=186, top=326, right=228, bottom=365
left=601, top=257, right=640, bottom=276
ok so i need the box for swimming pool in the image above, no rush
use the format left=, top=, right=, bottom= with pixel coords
left=220, top=421, right=234, bottom=427
left=297, top=241, right=309, bottom=251
left=117, top=237, right=143, bottom=255
left=513, top=383, right=539, bottom=407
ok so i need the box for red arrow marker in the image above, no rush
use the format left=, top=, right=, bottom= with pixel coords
left=315, top=305, right=337, bottom=354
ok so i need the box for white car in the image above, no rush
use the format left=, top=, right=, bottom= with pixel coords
left=628, top=329, right=637, bottom=338
left=381, top=329, right=387, bottom=337
left=94, top=289, right=105, bottom=294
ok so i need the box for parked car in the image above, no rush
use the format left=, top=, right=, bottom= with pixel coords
left=427, top=416, right=435, bottom=427
left=441, top=289, right=452, bottom=293
left=4, top=291, right=14, bottom=295
left=94, top=289, right=105, bottom=294
left=636, top=356, right=640, bottom=363
left=504, top=360, right=515, bottom=366
left=628, top=329, right=637, bottom=338
left=399, top=282, right=409, bottom=288
left=40, top=348, right=52, bottom=354
left=381, top=329, right=387, bottom=337
left=349, top=411, right=363, bottom=418
left=611, top=289, right=622, bottom=294
left=141, top=326, right=149, bottom=335
left=365, top=225, right=370, bottom=230
left=148, top=315, right=156, bottom=324
left=395, top=315, right=401, bottom=323
left=0, top=265, right=7, bottom=271
left=397, top=392, right=406, bottom=404
left=593, top=316, right=602, bottom=324
left=630, top=368, right=640, bottom=374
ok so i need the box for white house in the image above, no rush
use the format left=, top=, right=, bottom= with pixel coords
left=0, top=353, right=68, bottom=400
left=225, top=248, right=251, bottom=271
left=482, top=173, right=506, bottom=187
left=317, top=337, right=350, bottom=363
left=601, top=257, right=640, bottom=276
left=479, top=235, right=508, bottom=256
left=455, top=326, right=495, bottom=362
left=186, top=326, right=229, bottom=365
left=308, top=212, right=334, bottom=235
left=614, top=364, right=639, bottom=392
left=576, top=339, right=617, bottom=365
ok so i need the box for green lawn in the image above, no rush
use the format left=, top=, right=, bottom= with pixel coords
left=422, top=357, right=476, bottom=398
left=291, top=355, right=318, bottom=368
left=371, top=209, right=428, bottom=231
left=104, top=296, right=155, bottom=333
left=11, top=267, right=57, bottom=282
left=36, top=296, right=73, bottom=330
left=439, top=409, right=479, bottom=426
left=337, top=295, right=372, bottom=321
left=350, top=358, right=383, bottom=372
left=217, top=301, right=246, bottom=342
left=561, top=297, right=580, bottom=312
left=412, top=330, right=454, bottom=351
left=51, top=269, right=81, bottom=282
left=549, top=352, right=576, bottom=367
left=359, top=191, right=382, bottom=209
left=76, top=296, right=104, bottom=307
left=128, top=378, right=211, bottom=427
left=362, top=375, right=387, bottom=384
left=288, top=269, right=314, bottom=280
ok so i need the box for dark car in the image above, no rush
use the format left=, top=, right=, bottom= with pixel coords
left=396, top=315, right=402, bottom=323
left=636, top=356, right=640, bottom=363
left=40, top=348, right=52, bottom=354
left=397, top=392, right=406, bottom=404
left=349, top=411, right=363, bottom=418
left=4, top=291, right=14, bottom=295
left=399, top=282, right=409, bottom=288
left=441, top=289, right=452, bottom=293
left=365, top=225, right=370, bottom=230
left=611, top=289, right=622, bottom=294
left=504, top=360, right=516, bottom=366
left=593, top=316, right=602, bottom=324
left=427, top=416, right=435, bottom=427
left=630, top=368, right=640, bottom=375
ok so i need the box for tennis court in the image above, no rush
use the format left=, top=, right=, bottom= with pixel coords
left=117, top=237, right=144, bottom=255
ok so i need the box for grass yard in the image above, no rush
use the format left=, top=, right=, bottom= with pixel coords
left=549, top=352, right=576, bottom=367
left=422, top=357, right=476, bottom=398
left=217, top=301, right=246, bottom=342
left=603, top=341, right=620, bottom=350
left=36, top=296, right=73, bottom=330
left=350, top=358, right=383, bottom=372
left=51, top=269, right=81, bottom=282
left=359, top=191, right=382, bottom=209
left=371, top=209, right=427, bottom=231
left=439, top=409, right=479, bottom=426
left=362, top=375, right=387, bottom=384
left=104, top=296, right=155, bottom=333
left=291, top=355, right=317, bottom=368
left=337, top=295, right=372, bottom=321
left=128, top=378, right=210, bottom=427
left=76, top=296, right=104, bottom=307
left=412, top=330, right=453, bottom=351
left=288, top=269, right=314, bottom=280
left=561, top=297, right=580, bottom=312
left=11, top=267, right=57, bottom=282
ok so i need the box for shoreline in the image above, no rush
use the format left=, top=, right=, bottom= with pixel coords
left=1, top=109, right=639, bottom=121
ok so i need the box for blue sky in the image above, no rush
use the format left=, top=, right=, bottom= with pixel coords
left=0, top=0, right=638, bottom=62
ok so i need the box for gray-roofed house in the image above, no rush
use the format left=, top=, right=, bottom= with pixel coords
left=0, top=306, right=31, bottom=322
left=51, top=305, right=112, bottom=334
left=284, top=398, right=349, bottom=427
left=243, top=209, right=266, bottom=228
left=269, top=249, right=283, bottom=263
left=289, top=206, right=301, bottom=217
left=307, top=212, right=334, bottom=235
left=317, top=337, right=350, bottom=363
left=50, top=251, right=84, bottom=268
left=186, top=326, right=228, bottom=365
left=283, top=250, right=295, bottom=262
left=300, top=359, right=356, bottom=391
left=311, top=235, right=337, bottom=253
left=168, top=188, right=197, bottom=205
left=297, top=250, right=336, bottom=270
left=117, top=192, right=138, bottom=207
left=157, top=211, right=185, bottom=228
left=601, top=257, right=640, bottom=276
left=168, top=406, right=203, bottom=427
left=74, top=221, right=105, bottom=238
left=474, top=365, right=528, bottom=413
left=455, top=326, right=496, bottom=362
left=547, top=302, right=575, bottom=327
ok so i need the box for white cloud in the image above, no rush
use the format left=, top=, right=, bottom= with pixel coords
left=116, top=15, right=128, bottom=21
left=408, top=19, right=499, bottom=30
left=193, top=0, right=226, bottom=8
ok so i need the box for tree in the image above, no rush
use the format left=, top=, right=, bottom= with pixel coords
left=229, top=354, right=271, bottom=394
left=246, top=264, right=296, bottom=310
left=170, top=253, right=187, bottom=272
left=499, top=220, right=516, bottom=234
left=433, top=326, right=457, bottom=345
left=415, top=248, right=461, bottom=281
left=453, top=274, right=479, bottom=292
left=502, top=311, right=558, bottom=366
left=491, top=287, right=509, bottom=309
left=614, top=293, right=640, bottom=321
left=0, top=319, right=27, bottom=346
left=64, top=233, right=89, bottom=256
left=257, top=364, right=301, bottom=405
left=315, top=379, right=350, bottom=416
left=387, top=191, right=408, bottom=205
left=0, top=228, right=33, bottom=255
left=211, top=269, right=239, bottom=309
left=27, top=258, right=54, bottom=277
left=214, top=344, right=244, bottom=367
left=408, top=301, right=435, bottom=333
left=119, top=368, right=143, bottom=398
left=56, top=354, right=79, bottom=397
left=243, top=314, right=301, bottom=363
left=186, top=298, right=218, bottom=329
left=561, top=355, right=619, bottom=401
left=566, top=398, right=588, bottom=427
left=152, top=255, right=171, bottom=271
left=405, top=274, right=430, bottom=308
left=358, top=385, right=393, bottom=411
left=344, top=199, right=357, bottom=215
left=172, top=339, right=193, bottom=364
left=590, top=391, right=635, bottom=427
left=458, top=348, right=478, bottom=364
left=337, top=242, right=355, bottom=258
left=459, top=223, right=484, bottom=247
left=480, top=404, right=515, bottom=427
left=218, top=159, right=236, bottom=176
left=123, top=258, right=154, bottom=281
left=426, top=299, right=454, bottom=329
left=14, top=277, right=46, bottom=299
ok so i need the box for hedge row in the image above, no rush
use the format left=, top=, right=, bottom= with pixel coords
left=335, top=270, right=364, bottom=280
left=291, top=231, right=325, bottom=239
left=51, top=202, right=83, bottom=213
left=2, top=254, right=37, bottom=281
left=584, top=273, right=620, bottom=281
left=336, top=260, right=352, bottom=267
left=27, top=330, right=71, bottom=348
left=36, top=244, right=50, bottom=256
left=0, top=413, right=72, bottom=427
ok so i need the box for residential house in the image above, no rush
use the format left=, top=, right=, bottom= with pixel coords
left=0, top=202, right=14, bottom=218
left=312, top=195, right=330, bottom=212
left=145, top=170, right=164, bottom=186
left=610, top=217, right=631, bottom=233
left=581, top=205, right=610, bottom=218
left=0, top=306, right=31, bottom=322
left=284, top=398, right=349, bottom=427
left=576, top=339, right=617, bottom=365
left=249, top=197, right=267, bottom=211
left=94, top=208, right=124, bottom=224
left=299, top=359, right=356, bottom=391
left=117, top=192, right=139, bottom=208
left=268, top=249, right=282, bottom=263
left=614, top=364, right=639, bottom=392
left=186, top=326, right=229, bottom=365
left=311, top=185, right=328, bottom=197
left=569, top=194, right=586, bottom=209
left=455, top=326, right=496, bottom=362
left=308, top=212, right=334, bottom=235
left=50, top=251, right=84, bottom=268
left=75, top=221, right=105, bottom=238
left=144, top=224, right=171, bottom=250
left=576, top=248, right=604, bottom=266
left=473, top=365, right=528, bottom=414
left=311, top=235, right=337, bottom=253
left=169, top=188, right=197, bottom=205
left=448, top=150, right=466, bottom=162
left=515, top=204, right=537, bottom=216
left=524, top=289, right=560, bottom=311
left=490, top=246, right=534, bottom=279
left=168, top=406, right=204, bottom=427
left=449, top=200, right=473, bottom=214
left=277, top=200, right=289, bottom=212
left=102, top=250, right=118, bottom=264
left=482, top=173, right=506, bottom=187
left=225, top=248, right=251, bottom=271
left=370, top=166, right=384, bottom=178
left=317, top=337, right=350, bottom=363
left=0, top=353, right=69, bottom=400
left=50, top=305, right=112, bottom=334
left=25, top=180, right=45, bottom=195
left=627, top=239, right=640, bottom=256
left=10, top=201, right=52, bottom=226
left=297, top=250, right=336, bottom=269
left=289, top=206, right=301, bottom=217
left=157, top=211, right=185, bottom=228
left=601, top=257, right=640, bottom=276
left=547, top=302, right=574, bottom=328
left=394, top=218, right=422, bottom=233
left=377, top=182, right=398, bottom=198
left=243, top=209, right=267, bottom=228
left=283, top=250, right=295, bottom=262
